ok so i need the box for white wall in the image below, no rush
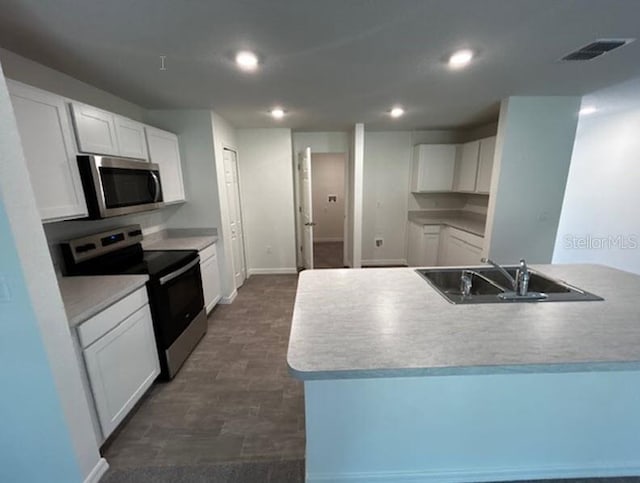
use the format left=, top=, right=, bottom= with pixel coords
left=311, top=153, right=345, bottom=242
left=362, top=131, right=412, bottom=265
left=211, top=112, right=239, bottom=300
left=0, top=48, right=143, bottom=121
left=553, top=79, right=640, bottom=274
left=236, top=128, right=297, bottom=275
left=485, top=96, right=581, bottom=263
left=292, top=131, right=350, bottom=155
left=0, top=58, right=104, bottom=482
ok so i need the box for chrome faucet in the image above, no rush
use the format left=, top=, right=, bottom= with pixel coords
left=460, top=270, right=473, bottom=297
left=516, top=259, right=530, bottom=296
left=481, top=257, right=531, bottom=296
left=481, top=258, right=517, bottom=291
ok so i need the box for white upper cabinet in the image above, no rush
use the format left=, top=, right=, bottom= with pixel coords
left=476, top=136, right=496, bottom=194
left=70, top=102, right=120, bottom=156
left=455, top=140, right=480, bottom=192
left=7, top=81, right=88, bottom=222
left=145, top=126, right=185, bottom=203
left=114, top=116, right=148, bottom=160
left=411, top=144, right=457, bottom=192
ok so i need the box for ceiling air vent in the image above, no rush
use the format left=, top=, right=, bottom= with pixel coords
left=561, top=38, right=634, bottom=61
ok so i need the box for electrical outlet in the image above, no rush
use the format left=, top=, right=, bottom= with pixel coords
left=266, top=245, right=272, bottom=254
left=375, top=238, right=384, bottom=248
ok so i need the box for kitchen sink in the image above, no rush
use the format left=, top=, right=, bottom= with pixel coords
left=416, top=266, right=603, bottom=304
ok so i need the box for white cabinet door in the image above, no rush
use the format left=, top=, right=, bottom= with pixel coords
left=200, top=246, right=221, bottom=314
left=145, top=126, right=185, bottom=203
left=423, top=226, right=441, bottom=267
left=83, top=304, right=159, bottom=440
left=455, top=141, right=480, bottom=192
left=115, top=116, right=148, bottom=160
left=406, top=221, right=423, bottom=267
left=8, top=81, right=88, bottom=222
left=407, top=222, right=440, bottom=266
left=476, top=136, right=496, bottom=194
left=411, top=144, right=457, bottom=192
left=70, top=102, right=119, bottom=155
left=440, top=227, right=484, bottom=266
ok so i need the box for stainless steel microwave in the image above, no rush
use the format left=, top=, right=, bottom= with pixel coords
left=77, top=155, right=165, bottom=219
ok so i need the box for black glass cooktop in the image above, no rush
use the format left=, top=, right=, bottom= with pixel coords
left=67, top=244, right=198, bottom=279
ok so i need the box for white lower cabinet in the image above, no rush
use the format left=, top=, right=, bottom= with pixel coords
left=200, top=243, right=221, bottom=314
left=408, top=222, right=484, bottom=267
left=407, top=222, right=441, bottom=267
left=77, top=287, right=159, bottom=442
left=440, top=227, right=484, bottom=266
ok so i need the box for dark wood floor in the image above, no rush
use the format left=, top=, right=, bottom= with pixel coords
left=313, top=241, right=343, bottom=268
left=102, top=275, right=303, bottom=481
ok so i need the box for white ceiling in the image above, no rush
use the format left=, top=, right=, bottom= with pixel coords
left=1, top=0, right=640, bottom=130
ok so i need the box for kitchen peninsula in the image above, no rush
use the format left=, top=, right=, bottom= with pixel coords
left=287, top=264, right=640, bottom=483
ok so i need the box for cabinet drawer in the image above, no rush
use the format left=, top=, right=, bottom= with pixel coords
left=199, top=242, right=217, bottom=262
left=77, top=286, right=148, bottom=348
left=422, top=225, right=441, bottom=235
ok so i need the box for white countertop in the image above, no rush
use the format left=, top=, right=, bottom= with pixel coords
left=59, top=275, right=149, bottom=328
left=408, top=210, right=486, bottom=236
left=142, top=228, right=217, bottom=252
left=287, top=264, right=640, bottom=380
left=143, top=235, right=217, bottom=252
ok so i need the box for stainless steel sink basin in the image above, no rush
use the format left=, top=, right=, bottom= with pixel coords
left=416, top=267, right=603, bottom=304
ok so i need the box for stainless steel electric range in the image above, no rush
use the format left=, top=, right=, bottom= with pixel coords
left=61, top=225, right=206, bottom=379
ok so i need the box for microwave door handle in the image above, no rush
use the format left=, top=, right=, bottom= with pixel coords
left=158, top=257, right=200, bottom=286
left=150, top=171, right=161, bottom=202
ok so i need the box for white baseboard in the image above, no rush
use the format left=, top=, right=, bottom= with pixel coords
left=219, top=289, right=237, bottom=304
left=248, top=267, right=298, bottom=276
left=361, top=259, right=407, bottom=267
left=314, top=237, right=344, bottom=243
left=84, top=458, right=109, bottom=483
left=308, top=462, right=640, bottom=483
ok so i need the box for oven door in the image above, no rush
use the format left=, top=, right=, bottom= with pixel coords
left=83, top=156, right=165, bottom=218
left=149, top=257, right=205, bottom=351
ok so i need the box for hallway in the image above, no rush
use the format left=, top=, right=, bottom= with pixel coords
left=313, top=241, right=343, bottom=268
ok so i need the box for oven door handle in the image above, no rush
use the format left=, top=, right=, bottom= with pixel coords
left=158, top=257, right=200, bottom=286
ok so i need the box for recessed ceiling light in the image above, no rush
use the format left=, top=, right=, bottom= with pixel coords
left=390, top=107, right=405, bottom=118
left=449, top=49, right=474, bottom=68
left=235, top=51, right=259, bottom=71
left=579, top=106, right=597, bottom=116
left=271, top=108, right=285, bottom=119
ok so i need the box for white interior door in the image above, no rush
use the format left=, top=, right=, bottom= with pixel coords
left=223, top=149, right=246, bottom=288
left=300, top=147, right=314, bottom=269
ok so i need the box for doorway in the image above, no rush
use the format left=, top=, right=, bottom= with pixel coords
left=311, top=153, right=346, bottom=268
left=223, top=148, right=247, bottom=288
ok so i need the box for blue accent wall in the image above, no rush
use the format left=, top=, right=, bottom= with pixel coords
left=0, top=199, right=82, bottom=482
